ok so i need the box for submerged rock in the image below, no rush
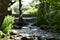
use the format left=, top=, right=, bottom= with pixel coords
left=46, top=38, right=59, bottom=40
left=37, top=36, right=42, bottom=40
left=21, top=37, right=34, bottom=40
left=40, top=25, right=49, bottom=30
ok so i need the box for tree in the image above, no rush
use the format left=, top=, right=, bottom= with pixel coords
left=34, top=0, right=60, bottom=32
left=0, top=0, right=10, bottom=28
left=34, top=0, right=50, bottom=26
left=18, top=0, right=27, bottom=26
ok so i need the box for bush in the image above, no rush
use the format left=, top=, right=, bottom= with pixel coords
left=24, top=8, right=38, bottom=14
left=34, top=0, right=60, bottom=32
left=46, top=13, right=60, bottom=32
left=1, top=15, right=14, bottom=33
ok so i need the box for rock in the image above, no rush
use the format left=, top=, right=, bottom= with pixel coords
left=40, top=25, right=49, bottom=30
left=21, top=37, right=34, bottom=40
left=57, top=29, right=60, bottom=33
left=47, top=29, right=54, bottom=32
left=0, top=31, right=3, bottom=38
left=21, top=37, right=29, bottom=40
left=1, top=33, right=6, bottom=38
left=46, top=38, right=59, bottom=40
left=12, top=25, right=21, bottom=29
left=10, top=30, right=18, bottom=35
left=15, top=37, right=22, bottom=40
left=9, top=36, right=14, bottom=39
left=0, top=31, right=6, bottom=38
left=16, top=34, right=22, bottom=37
left=27, top=37, right=34, bottom=40
left=38, top=36, right=42, bottom=40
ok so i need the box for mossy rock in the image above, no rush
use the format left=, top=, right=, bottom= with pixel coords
left=0, top=31, right=3, bottom=38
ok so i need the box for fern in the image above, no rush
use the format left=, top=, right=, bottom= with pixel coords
left=1, top=15, right=14, bottom=33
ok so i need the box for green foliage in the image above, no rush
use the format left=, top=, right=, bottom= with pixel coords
left=34, top=1, right=50, bottom=26
left=46, top=12, right=60, bottom=32
left=34, top=0, right=60, bottom=32
left=1, top=15, right=14, bottom=33
left=14, top=0, right=19, bottom=2
left=24, top=8, right=38, bottom=14
left=22, top=0, right=39, bottom=14
left=52, top=25, right=59, bottom=32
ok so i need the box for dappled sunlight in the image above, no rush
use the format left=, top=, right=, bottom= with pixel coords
left=22, top=0, right=33, bottom=6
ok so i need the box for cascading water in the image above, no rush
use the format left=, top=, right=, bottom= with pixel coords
left=13, top=17, right=60, bottom=40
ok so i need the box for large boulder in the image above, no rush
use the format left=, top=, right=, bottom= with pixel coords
left=10, top=30, right=18, bottom=35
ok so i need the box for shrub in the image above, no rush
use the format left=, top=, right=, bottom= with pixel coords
left=1, top=15, right=14, bottom=33
left=34, top=0, right=60, bottom=32
left=24, top=8, right=38, bottom=14
left=46, top=13, right=60, bottom=32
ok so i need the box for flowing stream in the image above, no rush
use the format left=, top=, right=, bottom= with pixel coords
left=14, top=23, right=60, bottom=40
left=13, top=17, right=60, bottom=40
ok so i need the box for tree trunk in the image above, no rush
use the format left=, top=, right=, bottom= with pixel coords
left=0, top=0, right=10, bottom=28
left=18, top=0, right=28, bottom=26
left=19, top=0, right=22, bottom=15
left=18, top=0, right=25, bottom=26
